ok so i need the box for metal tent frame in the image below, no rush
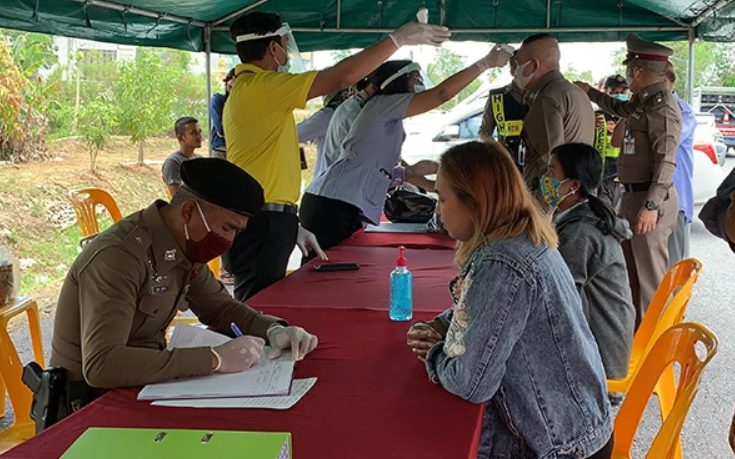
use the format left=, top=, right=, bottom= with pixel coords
left=5, top=0, right=733, bottom=152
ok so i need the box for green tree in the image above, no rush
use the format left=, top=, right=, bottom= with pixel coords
left=0, top=29, right=58, bottom=162
left=427, top=48, right=486, bottom=111
left=79, top=96, right=116, bottom=172
left=163, top=49, right=208, bottom=127
left=115, top=49, right=176, bottom=165
left=562, top=64, right=594, bottom=85
left=610, top=41, right=735, bottom=95
left=331, top=49, right=354, bottom=62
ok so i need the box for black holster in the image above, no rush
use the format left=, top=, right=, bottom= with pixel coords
left=22, top=362, right=99, bottom=433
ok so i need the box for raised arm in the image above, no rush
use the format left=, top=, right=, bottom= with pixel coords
left=308, top=23, right=450, bottom=100
left=406, top=46, right=511, bottom=118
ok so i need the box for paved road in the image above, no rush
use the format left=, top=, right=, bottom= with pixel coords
left=3, top=163, right=735, bottom=456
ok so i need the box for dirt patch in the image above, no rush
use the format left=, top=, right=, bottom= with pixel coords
left=0, top=135, right=317, bottom=325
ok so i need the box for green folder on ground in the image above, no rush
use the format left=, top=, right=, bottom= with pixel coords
left=61, top=427, right=291, bottom=459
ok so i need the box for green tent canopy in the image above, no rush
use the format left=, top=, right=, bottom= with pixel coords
left=1, top=0, right=733, bottom=54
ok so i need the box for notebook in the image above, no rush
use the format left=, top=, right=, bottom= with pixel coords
left=61, top=428, right=291, bottom=459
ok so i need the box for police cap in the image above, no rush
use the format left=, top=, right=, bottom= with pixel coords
left=623, top=33, right=673, bottom=65
left=604, top=75, right=628, bottom=91
left=180, top=158, right=264, bottom=217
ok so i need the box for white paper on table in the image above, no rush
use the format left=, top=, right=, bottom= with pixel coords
left=364, top=222, right=428, bottom=233
left=140, top=324, right=295, bottom=401
left=151, top=377, right=317, bottom=410
left=167, top=324, right=230, bottom=350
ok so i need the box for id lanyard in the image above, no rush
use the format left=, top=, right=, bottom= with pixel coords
left=623, top=126, right=635, bottom=155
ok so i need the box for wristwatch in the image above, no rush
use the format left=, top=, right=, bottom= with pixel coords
left=644, top=200, right=659, bottom=211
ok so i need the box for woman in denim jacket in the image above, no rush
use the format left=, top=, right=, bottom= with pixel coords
left=407, top=141, right=613, bottom=458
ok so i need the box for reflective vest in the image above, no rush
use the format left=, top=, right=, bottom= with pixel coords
left=594, top=113, right=621, bottom=160
left=491, top=93, right=524, bottom=139
left=489, top=88, right=528, bottom=162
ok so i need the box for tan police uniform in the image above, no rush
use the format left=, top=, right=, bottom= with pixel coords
left=50, top=201, right=284, bottom=388
left=521, top=70, right=596, bottom=190
left=587, top=34, right=681, bottom=323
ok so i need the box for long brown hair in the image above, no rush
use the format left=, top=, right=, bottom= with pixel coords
left=439, top=141, right=558, bottom=267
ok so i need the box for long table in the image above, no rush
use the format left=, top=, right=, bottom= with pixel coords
left=250, top=245, right=457, bottom=312
left=2, top=242, right=484, bottom=459
left=342, top=228, right=456, bottom=250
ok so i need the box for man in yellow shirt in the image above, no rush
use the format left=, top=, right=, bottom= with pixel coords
left=223, top=12, right=450, bottom=300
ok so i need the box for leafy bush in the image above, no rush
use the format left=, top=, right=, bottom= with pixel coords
left=0, top=31, right=57, bottom=162
left=79, top=96, right=116, bottom=172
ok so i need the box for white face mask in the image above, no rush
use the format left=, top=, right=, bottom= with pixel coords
left=625, top=68, right=636, bottom=87
left=513, top=60, right=534, bottom=90
left=274, top=42, right=289, bottom=72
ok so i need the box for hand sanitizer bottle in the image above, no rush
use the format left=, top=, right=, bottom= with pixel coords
left=389, top=246, right=413, bottom=321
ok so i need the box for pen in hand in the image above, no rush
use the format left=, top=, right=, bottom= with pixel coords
left=230, top=322, right=244, bottom=337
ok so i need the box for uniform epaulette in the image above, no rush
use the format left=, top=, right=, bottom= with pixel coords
left=120, top=224, right=153, bottom=256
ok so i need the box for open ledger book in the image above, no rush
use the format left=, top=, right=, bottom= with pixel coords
left=137, top=325, right=295, bottom=401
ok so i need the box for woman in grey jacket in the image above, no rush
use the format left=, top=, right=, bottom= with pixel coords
left=541, top=143, right=635, bottom=381
left=408, top=141, right=613, bottom=459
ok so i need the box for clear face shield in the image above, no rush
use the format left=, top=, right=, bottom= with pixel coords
left=235, top=22, right=306, bottom=73
left=380, top=62, right=426, bottom=92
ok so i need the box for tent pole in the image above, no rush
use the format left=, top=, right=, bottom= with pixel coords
left=215, top=24, right=690, bottom=33
left=213, top=0, right=270, bottom=26
left=546, top=0, right=552, bottom=28
left=336, top=0, right=341, bottom=29
left=687, top=28, right=695, bottom=104
left=205, top=24, right=213, bottom=157
left=69, top=0, right=205, bottom=26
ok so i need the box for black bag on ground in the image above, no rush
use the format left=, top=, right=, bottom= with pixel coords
left=384, top=188, right=437, bottom=223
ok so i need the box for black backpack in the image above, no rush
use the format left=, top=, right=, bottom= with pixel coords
left=383, top=188, right=437, bottom=223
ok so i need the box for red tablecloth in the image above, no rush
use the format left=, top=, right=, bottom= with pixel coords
left=249, top=245, right=457, bottom=312
left=2, top=307, right=483, bottom=459
left=343, top=228, right=456, bottom=250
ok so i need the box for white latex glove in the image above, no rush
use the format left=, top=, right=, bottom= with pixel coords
left=297, top=225, right=328, bottom=260
left=475, top=44, right=513, bottom=72
left=408, top=160, right=439, bottom=177
left=267, top=325, right=318, bottom=361
left=211, top=336, right=265, bottom=373
left=389, top=22, right=451, bottom=48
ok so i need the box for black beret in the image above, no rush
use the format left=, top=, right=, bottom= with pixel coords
left=180, top=158, right=264, bottom=217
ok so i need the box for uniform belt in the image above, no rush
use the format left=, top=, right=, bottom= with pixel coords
left=262, top=203, right=298, bottom=214
left=622, top=182, right=651, bottom=192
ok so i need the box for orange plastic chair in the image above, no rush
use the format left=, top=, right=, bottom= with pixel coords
left=68, top=188, right=123, bottom=238
left=0, top=297, right=45, bottom=452
left=608, top=259, right=703, bottom=406
left=612, top=322, right=718, bottom=459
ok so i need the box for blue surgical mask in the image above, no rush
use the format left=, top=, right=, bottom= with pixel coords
left=414, top=85, right=426, bottom=93
left=540, top=175, right=574, bottom=209
left=611, top=93, right=629, bottom=102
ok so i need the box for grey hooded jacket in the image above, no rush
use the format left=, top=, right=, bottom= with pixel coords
left=555, top=200, right=635, bottom=380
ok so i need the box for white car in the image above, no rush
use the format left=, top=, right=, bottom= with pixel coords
left=402, top=102, right=723, bottom=204
left=694, top=112, right=728, bottom=166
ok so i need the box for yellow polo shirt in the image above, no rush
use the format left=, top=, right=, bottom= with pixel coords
left=224, top=63, right=318, bottom=204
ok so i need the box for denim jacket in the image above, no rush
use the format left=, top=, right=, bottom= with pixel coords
left=425, top=237, right=612, bottom=458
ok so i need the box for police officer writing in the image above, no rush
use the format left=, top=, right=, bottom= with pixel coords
left=48, top=159, right=317, bottom=418
left=576, top=34, right=681, bottom=324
